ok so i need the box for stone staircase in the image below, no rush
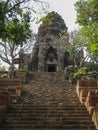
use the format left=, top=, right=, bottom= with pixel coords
left=0, top=72, right=97, bottom=130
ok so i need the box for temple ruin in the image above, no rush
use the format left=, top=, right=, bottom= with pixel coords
left=28, top=11, right=71, bottom=72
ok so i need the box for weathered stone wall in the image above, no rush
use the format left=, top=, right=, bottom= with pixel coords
left=29, top=11, right=71, bottom=72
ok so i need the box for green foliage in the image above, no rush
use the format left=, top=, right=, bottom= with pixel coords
left=69, top=30, right=86, bottom=67
left=0, top=1, right=6, bottom=37
left=73, top=67, right=87, bottom=78
left=75, top=0, right=98, bottom=25
left=40, top=13, right=53, bottom=26
left=65, top=65, right=78, bottom=77
left=75, top=0, right=98, bottom=63
left=2, top=13, right=31, bottom=46
left=89, top=62, right=98, bottom=72
left=69, top=30, right=86, bottom=51
left=0, top=1, right=32, bottom=46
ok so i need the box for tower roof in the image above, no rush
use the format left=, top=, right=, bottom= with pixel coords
left=38, top=11, right=67, bottom=37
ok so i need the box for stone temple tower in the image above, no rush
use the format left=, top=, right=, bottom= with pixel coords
left=29, top=11, right=71, bottom=72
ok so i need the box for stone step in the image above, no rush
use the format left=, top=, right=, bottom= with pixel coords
left=6, top=104, right=91, bottom=109
left=3, top=116, right=92, bottom=120
left=0, top=129, right=96, bottom=130
left=1, top=121, right=95, bottom=126
left=9, top=109, right=88, bottom=113
left=10, top=102, right=84, bottom=106
left=0, top=72, right=97, bottom=129
left=5, top=112, right=90, bottom=118
left=2, top=120, right=92, bottom=125
left=6, top=107, right=92, bottom=111
left=1, top=124, right=95, bottom=129
left=7, top=109, right=90, bottom=114
left=8, top=109, right=88, bottom=114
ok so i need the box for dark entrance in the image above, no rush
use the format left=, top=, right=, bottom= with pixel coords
left=48, top=65, right=56, bottom=72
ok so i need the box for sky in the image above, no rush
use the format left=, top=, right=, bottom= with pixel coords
left=32, top=0, right=78, bottom=33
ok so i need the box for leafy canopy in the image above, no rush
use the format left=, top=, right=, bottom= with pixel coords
left=0, top=1, right=32, bottom=46
left=75, top=0, right=98, bottom=62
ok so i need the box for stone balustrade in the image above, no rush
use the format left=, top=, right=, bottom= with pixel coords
left=0, top=78, right=22, bottom=125
left=76, top=80, right=98, bottom=97
left=0, top=78, right=22, bottom=102
left=92, top=105, right=98, bottom=129
left=76, top=79, right=98, bottom=129
left=0, top=93, right=9, bottom=125
left=76, top=80, right=98, bottom=105
left=85, top=91, right=98, bottom=114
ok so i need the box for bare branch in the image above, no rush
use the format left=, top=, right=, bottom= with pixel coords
left=0, top=53, right=11, bottom=65
left=4, top=0, right=26, bottom=15
left=0, top=0, right=29, bottom=17
left=0, top=42, right=6, bottom=47
left=1, top=0, right=46, bottom=17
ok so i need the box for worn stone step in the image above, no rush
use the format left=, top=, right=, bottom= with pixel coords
left=1, top=124, right=96, bottom=129
left=6, top=109, right=90, bottom=114
left=10, top=107, right=87, bottom=111
left=7, top=111, right=91, bottom=117
left=1, top=121, right=94, bottom=128
left=3, top=116, right=92, bottom=121
left=0, top=128, right=96, bottom=130
left=3, top=114, right=92, bottom=122
left=0, top=72, right=97, bottom=129
left=1, top=120, right=95, bottom=126
left=10, top=103, right=85, bottom=108
left=4, top=116, right=92, bottom=122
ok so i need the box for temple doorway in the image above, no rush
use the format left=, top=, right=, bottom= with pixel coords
left=44, top=46, right=57, bottom=72
left=48, top=65, right=56, bottom=72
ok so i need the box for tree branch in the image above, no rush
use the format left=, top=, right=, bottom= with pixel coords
left=0, top=53, right=11, bottom=65
left=0, top=42, right=6, bottom=47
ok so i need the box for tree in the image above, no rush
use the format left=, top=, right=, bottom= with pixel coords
left=69, top=30, right=90, bottom=68
left=0, top=0, right=49, bottom=67
left=0, top=38, right=34, bottom=65
left=0, top=0, right=36, bottom=45
left=2, top=11, right=31, bottom=46
left=0, top=0, right=32, bottom=69
left=75, top=0, right=98, bottom=63
left=0, top=0, right=49, bottom=44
